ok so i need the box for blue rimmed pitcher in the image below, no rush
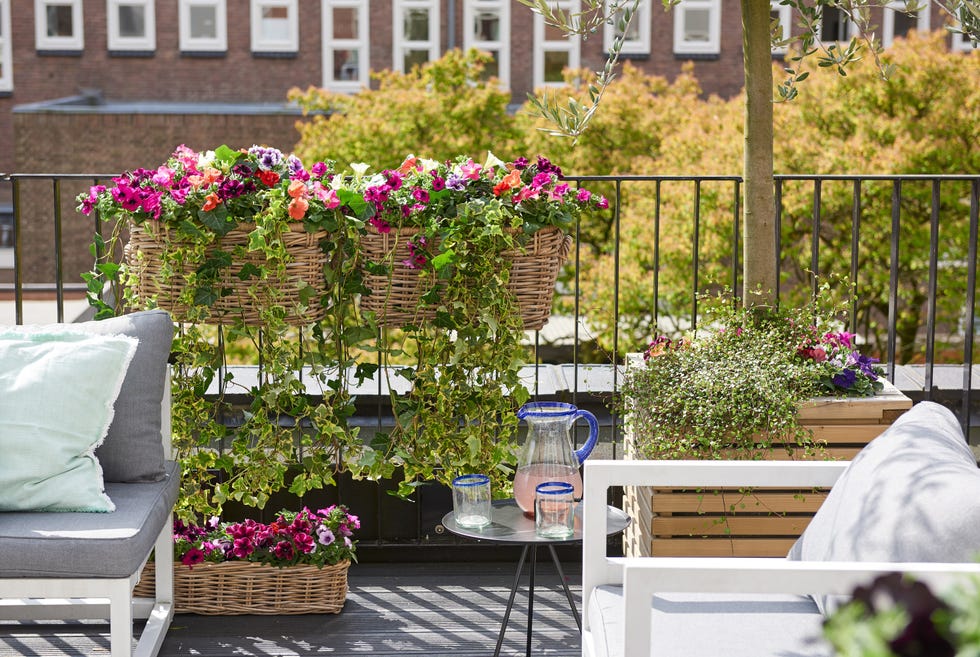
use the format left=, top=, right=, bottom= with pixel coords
left=513, top=402, right=599, bottom=515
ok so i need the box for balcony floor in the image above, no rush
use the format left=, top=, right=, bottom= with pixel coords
left=0, top=561, right=582, bottom=656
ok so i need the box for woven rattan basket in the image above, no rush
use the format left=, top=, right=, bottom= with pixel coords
left=124, top=221, right=328, bottom=326
left=359, top=224, right=572, bottom=330
left=133, top=559, right=350, bottom=615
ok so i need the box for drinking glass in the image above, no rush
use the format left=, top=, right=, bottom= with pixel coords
left=452, top=474, right=492, bottom=528
left=534, top=481, right=576, bottom=539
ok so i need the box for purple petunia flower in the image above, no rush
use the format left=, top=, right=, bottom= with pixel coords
left=431, top=175, right=445, bottom=191
left=512, top=157, right=529, bottom=170
left=832, top=368, right=857, bottom=389
left=317, top=526, right=335, bottom=546
left=446, top=173, right=466, bottom=191
left=412, top=188, right=429, bottom=204
left=248, top=145, right=283, bottom=171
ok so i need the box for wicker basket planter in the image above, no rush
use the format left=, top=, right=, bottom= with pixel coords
left=124, top=221, right=328, bottom=326
left=133, top=559, right=350, bottom=615
left=359, top=224, right=572, bottom=330
left=623, top=379, right=913, bottom=558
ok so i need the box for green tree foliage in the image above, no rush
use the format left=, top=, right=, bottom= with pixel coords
left=290, top=49, right=524, bottom=169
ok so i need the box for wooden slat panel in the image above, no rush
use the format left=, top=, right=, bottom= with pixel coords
left=803, top=424, right=892, bottom=444
left=650, top=538, right=798, bottom=557
left=652, top=515, right=813, bottom=537
left=651, top=490, right=829, bottom=514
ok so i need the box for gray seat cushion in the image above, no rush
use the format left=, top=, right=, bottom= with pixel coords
left=587, top=585, right=830, bottom=657
left=787, top=401, right=980, bottom=613
left=0, top=461, right=179, bottom=578
left=75, top=310, right=174, bottom=482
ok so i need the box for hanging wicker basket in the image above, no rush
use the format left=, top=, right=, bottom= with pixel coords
left=359, top=224, right=572, bottom=330
left=124, top=221, right=328, bottom=326
left=133, top=559, right=350, bottom=615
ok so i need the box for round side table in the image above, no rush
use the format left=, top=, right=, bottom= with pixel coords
left=442, top=498, right=630, bottom=657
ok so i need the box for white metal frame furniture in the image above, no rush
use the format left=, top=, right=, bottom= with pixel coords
left=582, top=459, right=980, bottom=657
left=0, top=356, right=177, bottom=657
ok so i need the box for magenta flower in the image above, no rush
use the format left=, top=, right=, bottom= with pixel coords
left=181, top=548, right=206, bottom=568
left=576, top=188, right=592, bottom=203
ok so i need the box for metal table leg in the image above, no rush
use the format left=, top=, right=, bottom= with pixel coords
left=493, top=544, right=529, bottom=657
left=548, top=544, right=581, bottom=630
left=526, top=545, right=536, bottom=657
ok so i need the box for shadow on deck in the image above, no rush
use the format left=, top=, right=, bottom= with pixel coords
left=0, top=561, right=582, bottom=657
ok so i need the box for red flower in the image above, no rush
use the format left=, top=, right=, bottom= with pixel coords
left=257, top=170, right=280, bottom=187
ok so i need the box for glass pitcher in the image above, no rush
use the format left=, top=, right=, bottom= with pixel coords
left=513, top=402, right=599, bottom=515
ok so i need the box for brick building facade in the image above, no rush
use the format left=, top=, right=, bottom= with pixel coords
left=0, top=1, right=971, bottom=283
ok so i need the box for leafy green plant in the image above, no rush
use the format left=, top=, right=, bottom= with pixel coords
left=77, top=144, right=371, bottom=521
left=621, top=284, right=884, bottom=460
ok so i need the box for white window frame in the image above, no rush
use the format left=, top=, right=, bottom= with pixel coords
left=34, top=0, right=84, bottom=51
left=603, top=0, right=651, bottom=56
left=107, top=0, right=156, bottom=52
left=0, top=0, right=12, bottom=91
left=882, top=1, right=930, bottom=48
left=322, top=0, right=369, bottom=91
left=393, top=0, right=440, bottom=73
left=672, top=0, right=721, bottom=56
left=250, top=0, right=299, bottom=54
left=952, top=30, right=975, bottom=52
left=463, top=0, right=510, bottom=88
left=533, top=0, right=580, bottom=88
left=179, top=0, right=227, bottom=52
left=770, top=1, right=792, bottom=54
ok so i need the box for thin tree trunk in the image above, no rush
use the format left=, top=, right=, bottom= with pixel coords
left=741, top=1, right=777, bottom=305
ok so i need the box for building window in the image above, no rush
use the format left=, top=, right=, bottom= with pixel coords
left=818, top=5, right=854, bottom=42
left=34, top=0, right=84, bottom=51
left=770, top=1, right=792, bottom=54
left=463, top=0, right=510, bottom=87
left=882, top=1, right=929, bottom=48
left=107, top=0, right=156, bottom=52
left=0, top=0, right=12, bottom=91
left=673, top=0, right=721, bottom=56
left=534, top=0, right=580, bottom=87
left=952, top=30, right=976, bottom=52
left=604, top=0, right=651, bottom=56
left=393, top=0, right=440, bottom=72
left=250, top=0, right=298, bottom=54
left=179, top=0, right=226, bottom=53
left=322, top=0, right=368, bottom=91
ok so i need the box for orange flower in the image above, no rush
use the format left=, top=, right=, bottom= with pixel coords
left=287, top=180, right=307, bottom=199
left=398, top=155, right=418, bottom=175
left=493, top=169, right=522, bottom=196
left=202, top=192, right=221, bottom=212
left=288, top=196, right=309, bottom=220
left=201, top=167, right=222, bottom=185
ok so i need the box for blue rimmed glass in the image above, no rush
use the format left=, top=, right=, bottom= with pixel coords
left=452, top=474, right=492, bottom=528
left=534, top=481, right=576, bottom=538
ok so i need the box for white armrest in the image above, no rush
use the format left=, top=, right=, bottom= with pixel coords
left=620, top=557, right=980, bottom=657
left=582, top=459, right=850, bottom=617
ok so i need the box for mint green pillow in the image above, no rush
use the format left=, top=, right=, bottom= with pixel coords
left=0, top=331, right=138, bottom=512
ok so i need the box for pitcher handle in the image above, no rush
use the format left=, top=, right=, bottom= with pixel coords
left=572, top=409, right=600, bottom=464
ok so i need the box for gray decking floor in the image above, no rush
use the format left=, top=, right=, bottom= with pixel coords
left=0, top=561, right=582, bottom=656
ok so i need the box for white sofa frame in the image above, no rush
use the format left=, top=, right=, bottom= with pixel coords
left=582, top=459, right=980, bottom=657
left=0, top=379, right=175, bottom=657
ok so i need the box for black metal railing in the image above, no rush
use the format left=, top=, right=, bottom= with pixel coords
left=3, top=171, right=978, bottom=551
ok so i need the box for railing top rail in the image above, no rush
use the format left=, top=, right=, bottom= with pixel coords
left=2, top=173, right=121, bottom=182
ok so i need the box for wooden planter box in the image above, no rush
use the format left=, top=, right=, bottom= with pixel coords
left=623, top=380, right=913, bottom=558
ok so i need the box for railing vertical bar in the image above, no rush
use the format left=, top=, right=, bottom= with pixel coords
left=924, top=180, right=941, bottom=397
left=573, top=190, right=583, bottom=408
left=887, top=180, right=902, bottom=382
left=962, top=180, right=978, bottom=434
left=774, top=178, right=782, bottom=303
left=849, top=179, right=862, bottom=332
left=732, top=179, right=740, bottom=296
left=611, top=179, right=623, bottom=455
left=53, top=178, right=65, bottom=323
left=653, top=180, right=661, bottom=331
left=12, top=177, right=23, bottom=324
left=811, top=179, right=822, bottom=301
left=692, top=180, right=701, bottom=329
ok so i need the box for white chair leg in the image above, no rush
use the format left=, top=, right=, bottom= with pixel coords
left=109, top=579, right=134, bottom=657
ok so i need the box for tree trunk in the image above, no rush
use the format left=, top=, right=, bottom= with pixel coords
left=741, top=1, right=778, bottom=305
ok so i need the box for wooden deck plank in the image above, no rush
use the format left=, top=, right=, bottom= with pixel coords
left=0, top=562, right=583, bottom=657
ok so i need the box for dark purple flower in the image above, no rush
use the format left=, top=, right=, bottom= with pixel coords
left=431, top=175, right=446, bottom=191
left=832, top=368, right=857, bottom=389
left=180, top=547, right=206, bottom=568
left=218, top=179, right=246, bottom=200
left=512, top=157, right=529, bottom=170
left=536, top=156, right=563, bottom=178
